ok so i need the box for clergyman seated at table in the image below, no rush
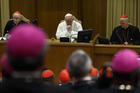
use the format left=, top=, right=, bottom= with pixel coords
left=4, top=11, right=30, bottom=36
left=110, top=14, right=140, bottom=45
left=56, top=13, right=83, bottom=40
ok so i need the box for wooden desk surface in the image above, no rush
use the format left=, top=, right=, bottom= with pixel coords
left=0, top=41, right=6, bottom=71
left=48, top=39, right=94, bottom=47
left=95, top=44, right=140, bottom=48
left=0, top=41, right=6, bottom=57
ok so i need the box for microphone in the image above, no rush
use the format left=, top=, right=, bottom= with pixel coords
left=69, top=34, right=77, bottom=42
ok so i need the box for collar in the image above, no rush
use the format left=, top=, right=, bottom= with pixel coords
left=82, top=76, right=92, bottom=81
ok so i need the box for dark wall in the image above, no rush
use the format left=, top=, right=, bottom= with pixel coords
left=10, top=0, right=107, bottom=38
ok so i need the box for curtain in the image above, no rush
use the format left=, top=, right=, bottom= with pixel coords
left=0, top=0, right=10, bottom=37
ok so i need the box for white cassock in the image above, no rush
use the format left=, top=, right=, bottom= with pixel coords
left=56, top=20, right=83, bottom=39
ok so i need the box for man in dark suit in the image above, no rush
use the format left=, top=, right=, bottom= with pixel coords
left=110, top=14, right=140, bottom=45
left=64, top=50, right=99, bottom=93
left=4, top=11, right=29, bottom=36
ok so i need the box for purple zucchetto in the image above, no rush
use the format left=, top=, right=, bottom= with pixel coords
left=6, top=24, right=47, bottom=58
left=112, top=49, right=139, bottom=73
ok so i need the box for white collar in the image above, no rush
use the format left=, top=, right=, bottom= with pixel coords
left=82, top=76, right=92, bottom=81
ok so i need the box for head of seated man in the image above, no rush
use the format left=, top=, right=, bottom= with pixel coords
left=67, top=50, right=93, bottom=83
left=65, top=14, right=73, bottom=26
left=65, top=14, right=73, bottom=32
left=120, top=15, right=129, bottom=29
left=12, top=11, right=22, bottom=25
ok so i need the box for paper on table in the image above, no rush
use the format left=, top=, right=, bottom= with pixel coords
left=0, top=37, right=6, bottom=40
left=71, top=38, right=75, bottom=42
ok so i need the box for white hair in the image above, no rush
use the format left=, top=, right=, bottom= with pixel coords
left=120, top=18, right=129, bottom=22
left=12, top=13, right=30, bottom=23
left=67, top=50, right=92, bottom=79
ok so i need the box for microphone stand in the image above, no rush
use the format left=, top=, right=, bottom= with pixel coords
left=69, top=34, right=77, bottom=42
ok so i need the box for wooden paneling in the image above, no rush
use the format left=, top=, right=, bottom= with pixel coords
left=9, top=0, right=107, bottom=38
left=0, top=41, right=6, bottom=71
left=81, top=0, right=107, bottom=37
left=81, top=0, right=97, bottom=36
left=96, top=0, right=107, bottom=37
